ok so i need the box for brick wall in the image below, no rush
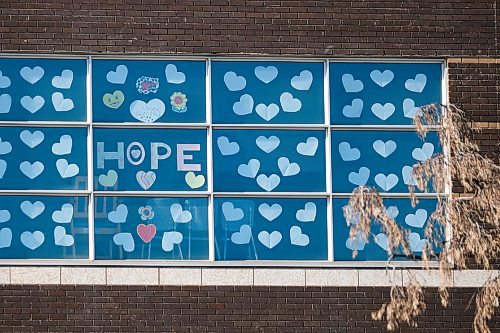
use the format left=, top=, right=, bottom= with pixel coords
left=0, top=0, right=498, bottom=57
left=0, top=285, right=498, bottom=333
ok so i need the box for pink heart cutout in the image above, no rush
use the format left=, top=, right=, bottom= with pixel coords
left=137, top=224, right=156, bottom=243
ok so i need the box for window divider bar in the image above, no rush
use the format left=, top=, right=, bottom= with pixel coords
left=87, top=56, right=95, bottom=262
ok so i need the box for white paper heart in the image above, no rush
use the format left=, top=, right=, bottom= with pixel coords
left=54, top=226, right=74, bottom=246
left=0, top=228, right=12, bottom=248
left=52, top=134, right=72, bottom=155
left=338, top=142, right=361, bottom=161
left=403, top=98, right=422, bottom=119
left=0, top=160, right=6, bottom=179
left=258, top=230, right=282, bottom=249
left=348, top=167, right=370, bottom=186
left=409, top=232, right=427, bottom=252
left=412, top=143, right=434, bottom=161
left=296, top=137, right=318, bottom=156
left=113, top=232, right=135, bottom=252
left=0, top=71, right=11, bottom=88
left=231, top=225, right=252, bottom=245
left=20, top=200, right=45, bottom=219
left=52, top=92, right=74, bottom=112
left=0, top=94, right=12, bottom=114
left=296, top=202, right=316, bottom=222
left=238, top=159, right=260, bottom=179
left=402, top=165, right=418, bottom=186
left=56, top=159, right=79, bottom=178
left=371, top=102, right=395, bottom=120
left=165, top=64, right=185, bottom=84
left=19, top=161, right=44, bottom=179
left=342, top=74, right=363, bottom=92
left=20, top=66, right=44, bottom=84
left=255, top=103, right=279, bottom=121
left=405, top=74, right=427, bottom=93
left=256, top=136, right=280, bottom=153
left=52, top=69, right=73, bottom=89
left=254, top=66, right=278, bottom=83
left=162, top=231, right=183, bottom=251
left=405, top=209, right=427, bottom=228
left=130, top=99, right=165, bottom=123
left=289, top=226, right=309, bottom=246
left=345, top=232, right=366, bottom=251
left=370, top=70, right=394, bottom=87
left=20, top=231, right=45, bottom=250
left=374, top=173, right=399, bottom=191
left=342, top=98, right=363, bottom=118
left=224, top=71, right=246, bottom=91
left=221, top=202, right=244, bottom=221
left=0, top=138, right=11, bottom=155
left=277, top=157, right=300, bottom=177
left=217, top=136, right=240, bottom=156
left=106, top=65, right=128, bottom=84
left=20, top=95, right=45, bottom=113
left=375, top=233, right=388, bottom=251
left=280, top=92, right=301, bottom=112
left=0, top=209, right=10, bottom=223
left=372, top=140, right=397, bottom=158
left=232, top=94, right=254, bottom=116
left=170, top=203, right=192, bottom=223
left=258, top=203, right=282, bottom=222
left=256, top=174, right=280, bottom=192
left=291, top=70, right=313, bottom=90
left=52, top=203, right=74, bottom=224
left=108, top=204, right=128, bottom=223
left=20, top=130, right=44, bottom=148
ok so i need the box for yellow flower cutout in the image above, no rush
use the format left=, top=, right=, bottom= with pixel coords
left=170, top=92, right=188, bottom=113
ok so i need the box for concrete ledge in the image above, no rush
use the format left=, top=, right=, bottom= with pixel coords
left=0, top=267, right=497, bottom=287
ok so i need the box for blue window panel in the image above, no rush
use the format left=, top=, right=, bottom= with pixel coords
left=214, top=197, right=327, bottom=260
left=93, top=128, right=207, bottom=191
left=213, top=129, right=326, bottom=192
left=0, top=127, right=88, bottom=190
left=331, top=130, right=440, bottom=193
left=0, top=58, right=87, bottom=121
left=330, top=62, right=442, bottom=125
left=94, top=196, right=208, bottom=260
left=333, top=198, right=442, bottom=261
left=0, top=196, right=88, bottom=259
left=211, top=61, right=324, bottom=124
left=92, top=60, right=206, bottom=123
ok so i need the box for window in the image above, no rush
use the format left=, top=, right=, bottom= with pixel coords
left=0, top=56, right=444, bottom=264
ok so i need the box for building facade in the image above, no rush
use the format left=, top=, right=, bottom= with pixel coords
left=0, top=1, right=498, bottom=332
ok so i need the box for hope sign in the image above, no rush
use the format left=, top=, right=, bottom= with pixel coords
left=96, top=142, right=201, bottom=171
left=93, top=128, right=207, bottom=191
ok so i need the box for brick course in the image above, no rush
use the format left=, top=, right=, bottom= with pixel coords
left=0, top=285, right=498, bottom=333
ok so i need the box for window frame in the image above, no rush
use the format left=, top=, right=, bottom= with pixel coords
left=0, top=54, right=448, bottom=267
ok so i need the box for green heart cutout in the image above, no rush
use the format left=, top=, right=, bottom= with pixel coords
left=103, top=90, right=125, bottom=109
left=185, top=172, right=205, bottom=189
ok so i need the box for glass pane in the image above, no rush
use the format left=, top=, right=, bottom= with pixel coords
left=0, top=195, right=88, bottom=259
left=94, top=196, right=208, bottom=260
left=92, top=60, right=206, bottom=123
left=0, top=127, right=88, bottom=190
left=0, top=58, right=87, bottom=121
left=214, top=197, right=327, bottom=260
left=333, top=197, right=442, bottom=261
left=93, top=128, right=207, bottom=191
left=212, top=61, right=324, bottom=124
left=213, top=129, right=326, bottom=192
left=330, top=62, right=442, bottom=125
left=331, top=130, right=440, bottom=193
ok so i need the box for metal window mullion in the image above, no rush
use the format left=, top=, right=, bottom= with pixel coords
left=86, top=56, right=95, bottom=262
left=206, top=58, right=215, bottom=262
left=324, top=60, right=334, bottom=263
